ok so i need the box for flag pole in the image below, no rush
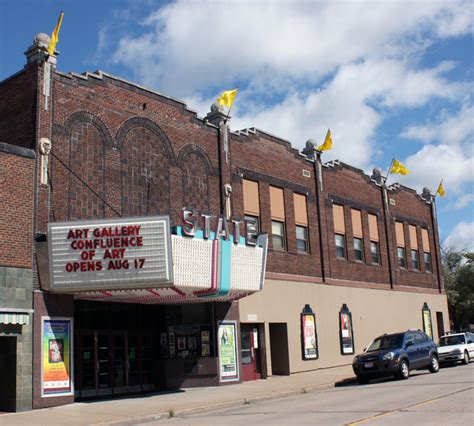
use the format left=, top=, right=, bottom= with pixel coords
left=223, top=87, right=238, bottom=124
left=384, top=158, right=394, bottom=186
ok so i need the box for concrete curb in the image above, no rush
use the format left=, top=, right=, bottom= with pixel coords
left=100, top=381, right=338, bottom=425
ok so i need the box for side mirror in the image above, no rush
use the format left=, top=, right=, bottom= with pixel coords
left=363, top=347, right=366, bottom=352
left=405, top=340, right=414, bottom=348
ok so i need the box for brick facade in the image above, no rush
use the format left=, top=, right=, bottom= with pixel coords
left=0, top=59, right=443, bottom=293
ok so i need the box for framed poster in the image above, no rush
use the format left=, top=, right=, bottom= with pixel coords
left=41, top=317, right=74, bottom=397
left=201, top=330, right=210, bottom=343
left=301, top=312, right=318, bottom=360
left=422, top=303, right=433, bottom=339
left=177, top=336, right=186, bottom=350
left=201, top=343, right=210, bottom=356
left=218, top=321, right=239, bottom=382
left=169, top=332, right=175, bottom=346
left=188, top=336, right=197, bottom=350
left=339, top=304, right=355, bottom=355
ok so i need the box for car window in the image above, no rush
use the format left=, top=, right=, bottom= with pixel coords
left=439, top=335, right=466, bottom=346
left=405, top=332, right=416, bottom=345
left=414, top=333, right=426, bottom=344
left=366, top=334, right=404, bottom=352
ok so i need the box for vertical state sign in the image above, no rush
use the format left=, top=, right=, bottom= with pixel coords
left=218, top=321, right=239, bottom=381
left=41, top=317, right=73, bottom=397
left=47, top=216, right=173, bottom=292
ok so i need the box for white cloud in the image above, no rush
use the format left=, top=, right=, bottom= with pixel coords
left=401, top=103, right=474, bottom=145
left=445, top=221, right=474, bottom=251
left=112, top=0, right=472, bottom=95
left=403, top=144, right=474, bottom=194
left=108, top=0, right=473, bottom=211
left=453, top=194, right=474, bottom=210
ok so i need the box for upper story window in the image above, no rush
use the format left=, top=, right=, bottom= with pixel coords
left=351, top=209, right=364, bottom=262
left=335, top=234, right=346, bottom=259
left=243, top=179, right=260, bottom=232
left=333, top=204, right=346, bottom=259
left=270, top=186, right=286, bottom=251
left=395, top=221, right=406, bottom=269
left=411, top=250, right=419, bottom=271
left=272, top=220, right=286, bottom=250
left=421, top=228, right=432, bottom=273
left=409, top=225, right=419, bottom=271
left=294, top=193, right=309, bottom=254
left=368, top=214, right=380, bottom=265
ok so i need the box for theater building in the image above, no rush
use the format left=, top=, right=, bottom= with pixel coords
left=0, top=34, right=449, bottom=412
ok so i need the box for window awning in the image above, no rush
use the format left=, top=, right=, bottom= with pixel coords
left=0, top=311, right=31, bottom=325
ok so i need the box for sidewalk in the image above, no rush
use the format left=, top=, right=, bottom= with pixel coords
left=0, top=365, right=355, bottom=425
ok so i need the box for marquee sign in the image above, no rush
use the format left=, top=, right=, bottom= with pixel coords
left=47, top=216, right=173, bottom=292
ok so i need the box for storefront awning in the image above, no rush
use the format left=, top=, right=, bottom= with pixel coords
left=0, top=311, right=31, bottom=325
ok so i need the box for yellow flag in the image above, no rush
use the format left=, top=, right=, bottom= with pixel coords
left=217, top=89, right=238, bottom=108
left=47, top=12, right=64, bottom=56
left=390, top=159, right=409, bottom=175
left=317, top=129, right=332, bottom=151
left=436, top=180, right=446, bottom=197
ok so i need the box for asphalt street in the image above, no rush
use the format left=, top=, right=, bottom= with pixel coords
left=145, top=363, right=474, bottom=425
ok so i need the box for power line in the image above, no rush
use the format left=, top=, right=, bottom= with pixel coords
left=50, top=151, right=122, bottom=217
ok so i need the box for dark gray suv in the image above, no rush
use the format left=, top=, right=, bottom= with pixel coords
left=352, top=330, right=439, bottom=384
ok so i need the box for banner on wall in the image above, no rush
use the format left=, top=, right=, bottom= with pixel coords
left=301, top=313, right=318, bottom=360
left=218, top=321, right=239, bottom=381
left=41, top=317, right=74, bottom=397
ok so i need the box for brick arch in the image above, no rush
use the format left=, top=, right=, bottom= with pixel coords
left=177, top=144, right=214, bottom=175
left=64, top=113, right=107, bottom=219
left=178, top=145, right=212, bottom=212
left=119, top=120, right=172, bottom=217
left=115, top=117, right=175, bottom=163
left=63, top=111, right=113, bottom=146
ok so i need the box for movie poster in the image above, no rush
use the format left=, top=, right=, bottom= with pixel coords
left=302, top=314, right=318, bottom=360
left=423, top=310, right=433, bottom=339
left=340, top=312, right=354, bottom=354
left=218, top=322, right=239, bottom=381
left=42, top=318, right=73, bottom=397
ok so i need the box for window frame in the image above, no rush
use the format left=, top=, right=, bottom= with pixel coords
left=397, top=246, right=406, bottom=269
left=335, top=233, right=346, bottom=260
left=244, top=214, right=260, bottom=234
left=353, top=237, right=364, bottom=262
left=411, top=249, right=419, bottom=271
left=271, top=220, right=286, bottom=251
left=296, top=225, right=309, bottom=254
left=370, top=241, right=380, bottom=265
left=424, top=252, right=432, bottom=273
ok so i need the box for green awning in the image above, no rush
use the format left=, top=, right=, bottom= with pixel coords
left=0, top=312, right=30, bottom=325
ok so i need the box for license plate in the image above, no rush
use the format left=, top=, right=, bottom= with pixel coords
left=364, top=362, right=374, bottom=368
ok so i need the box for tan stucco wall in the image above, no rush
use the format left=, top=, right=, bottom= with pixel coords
left=239, top=279, right=450, bottom=375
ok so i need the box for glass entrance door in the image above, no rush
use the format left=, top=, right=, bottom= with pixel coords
left=75, top=330, right=155, bottom=398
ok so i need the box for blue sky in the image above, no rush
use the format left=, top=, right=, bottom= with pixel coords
left=1, top=0, right=473, bottom=250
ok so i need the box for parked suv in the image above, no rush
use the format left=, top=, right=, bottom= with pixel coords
left=438, top=332, right=474, bottom=365
left=352, top=330, right=439, bottom=384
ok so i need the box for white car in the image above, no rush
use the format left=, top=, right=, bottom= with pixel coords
left=438, top=332, right=474, bottom=365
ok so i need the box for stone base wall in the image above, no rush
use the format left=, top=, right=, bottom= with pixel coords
left=0, top=266, right=33, bottom=412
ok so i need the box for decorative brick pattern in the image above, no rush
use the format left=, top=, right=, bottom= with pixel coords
left=182, top=152, right=210, bottom=211
left=121, top=126, right=170, bottom=216
left=68, top=121, right=105, bottom=219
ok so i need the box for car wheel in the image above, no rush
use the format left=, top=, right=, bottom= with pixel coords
left=428, top=354, right=439, bottom=373
left=357, top=377, right=370, bottom=385
left=462, top=351, right=469, bottom=365
left=397, top=360, right=409, bottom=379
